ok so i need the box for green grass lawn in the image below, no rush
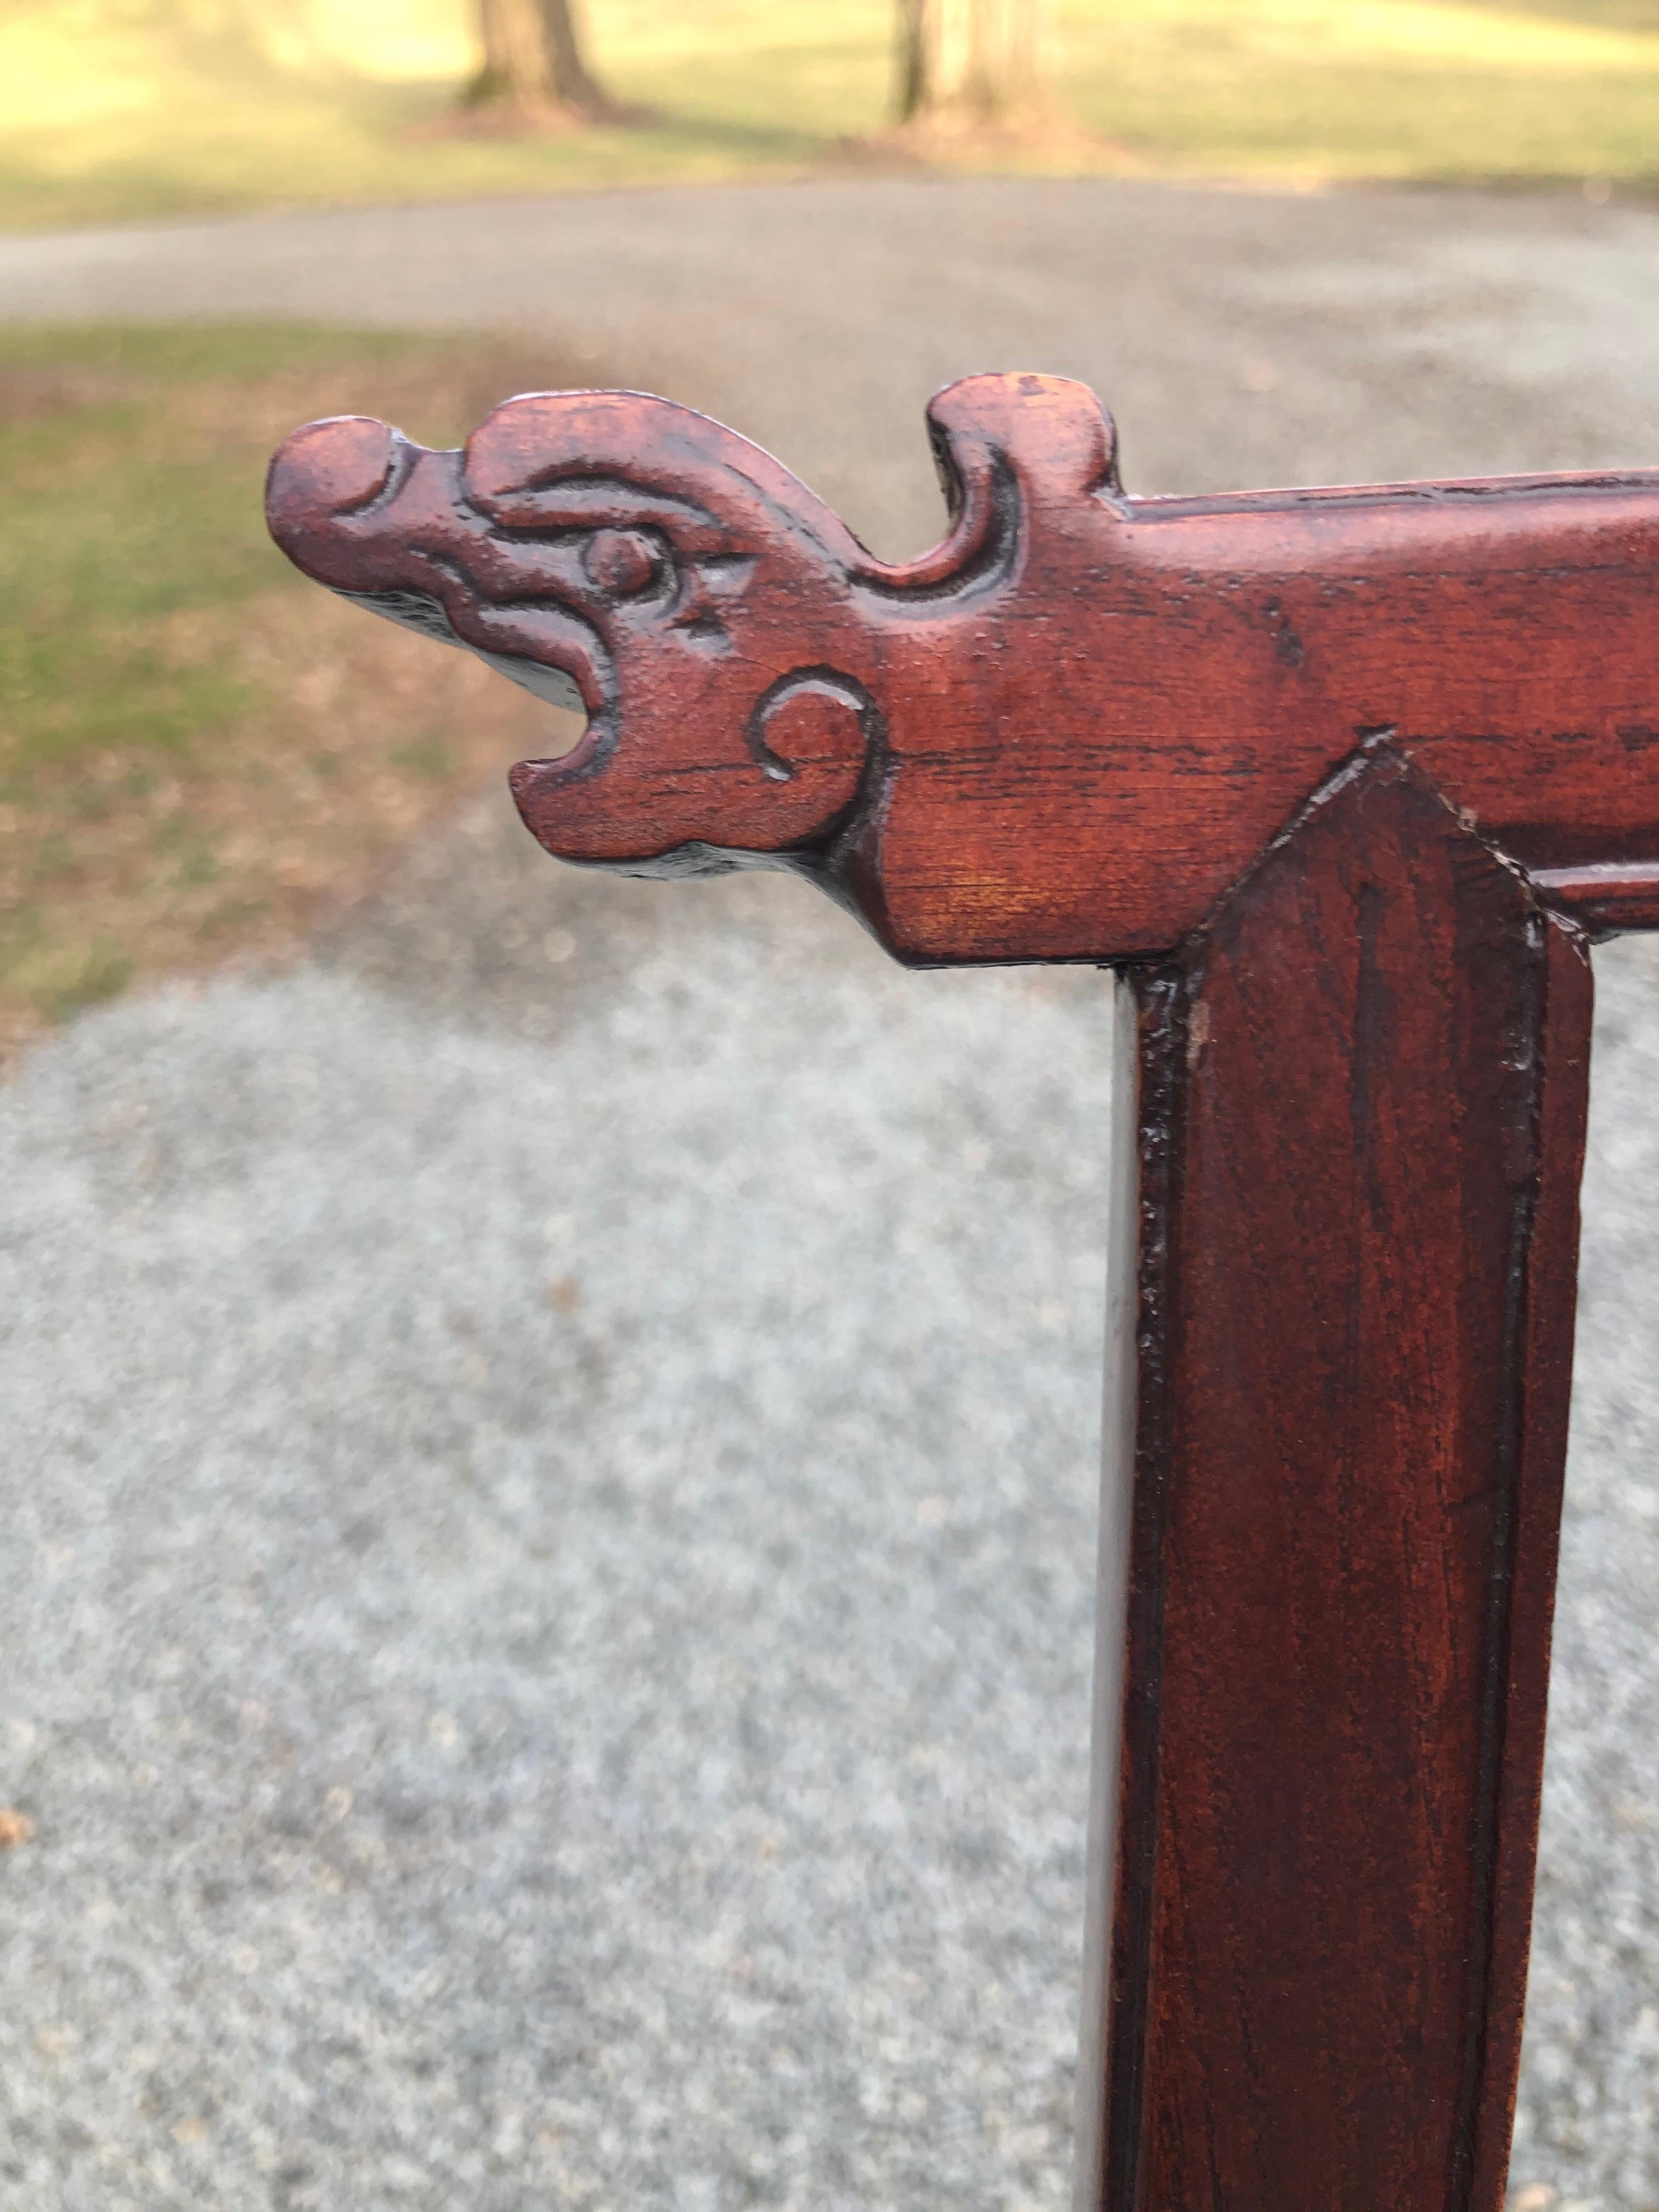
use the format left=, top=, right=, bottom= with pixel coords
left=0, top=323, right=581, bottom=1051
left=4, top=0, right=1659, bottom=232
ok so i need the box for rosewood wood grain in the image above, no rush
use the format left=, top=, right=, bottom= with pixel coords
left=1082, top=750, right=1592, bottom=2212
left=267, top=379, right=1659, bottom=964
left=266, top=378, right=1657, bottom=2210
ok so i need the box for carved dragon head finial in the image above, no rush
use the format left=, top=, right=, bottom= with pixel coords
left=266, top=390, right=891, bottom=881
left=264, top=375, right=1115, bottom=905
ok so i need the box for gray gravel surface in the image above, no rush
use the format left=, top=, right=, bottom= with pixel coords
left=2, top=178, right=1657, bottom=2209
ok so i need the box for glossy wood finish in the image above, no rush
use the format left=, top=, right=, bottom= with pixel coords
left=267, top=379, right=1654, bottom=2209
left=1079, top=752, right=1592, bottom=2212
left=1534, top=858, right=1659, bottom=935
left=268, top=377, right=1659, bottom=964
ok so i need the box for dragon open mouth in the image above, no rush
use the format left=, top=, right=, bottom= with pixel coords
left=343, top=583, right=613, bottom=778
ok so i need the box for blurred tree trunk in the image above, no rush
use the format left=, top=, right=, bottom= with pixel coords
left=472, top=0, right=616, bottom=119
left=894, top=0, right=1053, bottom=129
left=545, top=0, right=612, bottom=112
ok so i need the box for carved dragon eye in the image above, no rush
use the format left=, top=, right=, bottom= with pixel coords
left=583, top=528, right=664, bottom=599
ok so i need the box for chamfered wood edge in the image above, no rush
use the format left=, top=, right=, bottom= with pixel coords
left=1073, top=976, right=1144, bottom=2212
left=1467, top=916, right=1594, bottom=2205
left=1096, top=957, right=1186, bottom=2212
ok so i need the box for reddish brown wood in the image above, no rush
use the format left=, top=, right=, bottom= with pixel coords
left=1534, top=858, right=1659, bottom=934
left=267, top=378, right=1659, bottom=964
left=265, top=379, right=1651, bottom=2209
left=1080, top=751, right=1592, bottom=2212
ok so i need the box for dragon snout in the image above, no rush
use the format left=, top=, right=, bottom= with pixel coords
left=266, top=416, right=399, bottom=572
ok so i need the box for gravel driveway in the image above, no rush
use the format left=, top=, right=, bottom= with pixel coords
left=2, top=178, right=1657, bottom=2210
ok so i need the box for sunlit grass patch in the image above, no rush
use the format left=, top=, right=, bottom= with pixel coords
left=0, top=323, right=589, bottom=1054
left=1060, top=0, right=1659, bottom=183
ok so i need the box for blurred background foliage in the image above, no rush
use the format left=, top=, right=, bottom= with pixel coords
left=4, top=0, right=1659, bottom=231
left=4, top=0, right=1659, bottom=1045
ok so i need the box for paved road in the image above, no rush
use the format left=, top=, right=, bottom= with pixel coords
left=2, top=180, right=1657, bottom=2210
